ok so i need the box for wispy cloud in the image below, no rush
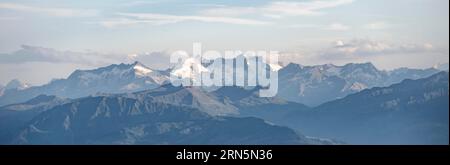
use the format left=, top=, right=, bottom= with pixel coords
left=99, top=18, right=177, bottom=28
left=287, top=23, right=351, bottom=31
left=323, top=39, right=441, bottom=58
left=100, top=0, right=354, bottom=27
left=263, top=0, right=354, bottom=17
left=0, top=45, right=119, bottom=66
left=200, top=0, right=355, bottom=18
left=0, top=3, right=98, bottom=17
left=101, top=12, right=271, bottom=27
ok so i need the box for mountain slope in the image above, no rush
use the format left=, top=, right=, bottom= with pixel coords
left=0, top=62, right=169, bottom=106
left=1, top=84, right=331, bottom=144
left=0, top=95, right=68, bottom=143
left=211, top=86, right=310, bottom=121
left=133, top=84, right=310, bottom=119
left=12, top=94, right=322, bottom=145
left=279, top=71, right=449, bottom=144
left=0, top=84, right=4, bottom=96
left=134, top=84, right=239, bottom=116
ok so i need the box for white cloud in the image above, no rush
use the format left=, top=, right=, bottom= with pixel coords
left=0, top=45, right=176, bottom=84
left=0, top=45, right=120, bottom=66
left=99, top=18, right=178, bottom=28
left=286, top=23, right=352, bottom=31
left=0, top=45, right=180, bottom=71
left=101, top=13, right=271, bottom=27
left=364, top=21, right=389, bottom=30
left=101, top=0, right=354, bottom=27
left=323, top=39, right=442, bottom=57
left=199, top=0, right=355, bottom=18
left=263, top=0, right=354, bottom=16
left=0, top=3, right=98, bottom=17
left=279, top=39, right=448, bottom=70
left=287, top=23, right=351, bottom=31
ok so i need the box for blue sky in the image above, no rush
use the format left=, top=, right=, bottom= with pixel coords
left=0, top=0, right=449, bottom=85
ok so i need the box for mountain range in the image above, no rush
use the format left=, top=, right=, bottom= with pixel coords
left=0, top=62, right=170, bottom=106
left=277, top=62, right=441, bottom=106
left=0, top=94, right=70, bottom=143
left=0, top=88, right=334, bottom=145
left=0, top=60, right=448, bottom=144
left=0, top=60, right=442, bottom=107
left=275, top=71, right=449, bottom=144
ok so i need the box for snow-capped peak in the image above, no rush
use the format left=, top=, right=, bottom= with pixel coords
left=132, top=62, right=153, bottom=76
left=171, top=57, right=209, bottom=79
left=65, top=62, right=169, bottom=89
left=269, top=63, right=282, bottom=71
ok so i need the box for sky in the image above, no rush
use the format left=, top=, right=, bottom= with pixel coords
left=0, top=0, right=449, bottom=85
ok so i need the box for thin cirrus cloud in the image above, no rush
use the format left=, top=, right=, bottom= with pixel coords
left=103, top=0, right=355, bottom=27
left=322, top=39, right=441, bottom=58
left=0, top=2, right=98, bottom=17
left=200, top=0, right=355, bottom=18
left=0, top=0, right=355, bottom=27
left=100, top=13, right=271, bottom=28
left=262, top=0, right=354, bottom=17
left=287, top=23, right=351, bottom=31
left=0, top=45, right=120, bottom=66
